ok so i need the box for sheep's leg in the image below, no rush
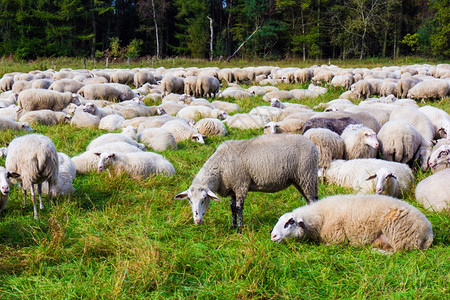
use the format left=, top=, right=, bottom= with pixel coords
left=37, top=183, right=44, bottom=210
left=236, top=196, right=245, bottom=233
left=30, top=184, right=38, bottom=219
left=21, top=183, right=27, bottom=208
left=230, top=195, right=237, bottom=228
left=47, top=181, right=53, bottom=206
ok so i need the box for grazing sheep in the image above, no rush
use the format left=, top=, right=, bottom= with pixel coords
left=340, top=124, right=379, bottom=159
left=106, top=83, right=138, bottom=100
left=345, top=106, right=391, bottom=127
left=19, top=110, right=71, bottom=126
left=263, top=119, right=306, bottom=134
left=377, top=120, right=429, bottom=168
left=407, top=79, right=449, bottom=100
left=0, top=117, right=33, bottom=131
left=415, top=169, right=450, bottom=211
left=5, top=134, right=59, bottom=219
left=396, top=77, right=420, bottom=98
left=161, top=75, right=185, bottom=97
left=233, top=68, right=255, bottom=83
left=110, top=70, right=134, bottom=85
left=314, top=110, right=381, bottom=133
left=161, top=119, right=205, bottom=144
left=175, top=134, right=318, bottom=228
left=294, top=68, right=313, bottom=83
left=12, top=80, right=32, bottom=94
left=137, top=128, right=177, bottom=151
left=77, top=84, right=124, bottom=102
left=303, top=128, right=344, bottom=170
left=98, top=114, right=125, bottom=131
left=184, top=76, right=198, bottom=96
left=428, top=144, right=450, bottom=172
left=0, top=76, right=14, bottom=92
left=0, top=166, right=20, bottom=212
left=380, top=81, right=397, bottom=97
left=95, top=151, right=176, bottom=178
left=134, top=71, right=156, bottom=88
left=325, top=159, right=413, bottom=197
left=196, top=76, right=220, bottom=98
left=42, top=153, right=76, bottom=196
left=270, top=194, right=433, bottom=252
left=351, top=80, right=372, bottom=99
left=194, top=118, right=227, bottom=137
left=17, top=89, right=81, bottom=115
left=218, top=69, right=234, bottom=83
left=49, top=79, right=84, bottom=93
left=31, top=79, right=53, bottom=89
left=302, top=116, right=361, bottom=135
left=86, top=127, right=144, bottom=151
left=224, top=113, right=270, bottom=130
left=331, top=74, right=353, bottom=90
left=72, top=143, right=143, bottom=174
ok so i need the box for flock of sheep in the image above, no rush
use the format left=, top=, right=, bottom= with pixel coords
left=0, top=63, right=449, bottom=253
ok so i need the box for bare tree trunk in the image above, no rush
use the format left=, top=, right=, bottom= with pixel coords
left=226, top=0, right=232, bottom=57
left=207, top=16, right=213, bottom=62
left=91, top=10, right=96, bottom=58
left=382, top=28, right=387, bottom=57
left=301, top=8, right=305, bottom=61
left=151, top=0, right=160, bottom=60
left=226, top=24, right=261, bottom=62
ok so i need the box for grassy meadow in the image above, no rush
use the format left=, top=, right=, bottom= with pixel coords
left=0, top=59, right=449, bottom=298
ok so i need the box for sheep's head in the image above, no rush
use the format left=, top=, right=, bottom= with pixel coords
left=19, top=122, right=33, bottom=132
left=263, top=121, right=279, bottom=134
left=363, top=129, right=379, bottom=149
left=217, top=110, right=229, bottom=120
left=71, top=93, right=82, bottom=106
left=0, top=167, right=20, bottom=195
left=270, top=212, right=305, bottom=242
left=83, top=102, right=96, bottom=114
left=174, top=186, right=220, bottom=225
left=366, top=168, right=398, bottom=195
left=191, top=133, right=205, bottom=144
left=429, top=145, right=450, bottom=170
left=94, top=152, right=116, bottom=172
left=270, top=98, right=281, bottom=108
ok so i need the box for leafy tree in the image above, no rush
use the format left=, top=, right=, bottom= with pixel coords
left=429, top=0, right=450, bottom=57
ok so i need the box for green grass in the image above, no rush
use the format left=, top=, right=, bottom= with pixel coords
left=0, top=60, right=449, bottom=298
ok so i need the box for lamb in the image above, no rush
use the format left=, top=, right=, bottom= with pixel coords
left=415, top=169, right=450, bottom=212
left=340, top=124, right=379, bottom=160
left=302, top=116, right=361, bottom=135
left=98, top=114, right=125, bottom=131
left=42, top=153, right=76, bottom=196
left=137, top=128, right=178, bottom=151
left=17, top=89, right=81, bottom=116
left=194, top=118, right=227, bottom=137
left=196, top=76, right=220, bottom=98
left=95, top=151, right=176, bottom=178
left=72, top=143, right=143, bottom=174
left=175, top=134, right=318, bottom=229
left=407, top=79, right=449, bottom=100
left=82, top=101, right=116, bottom=119
left=428, top=144, right=450, bottom=172
left=303, top=128, right=344, bottom=170
left=19, top=110, right=71, bottom=126
left=48, top=79, right=84, bottom=93
left=263, top=119, right=306, bottom=134
left=224, top=113, right=269, bottom=130
left=176, top=106, right=228, bottom=121
left=77, top=84, right=124, bottom=102
left=0, top=166, right=20, bottom=212
left=86, top=127, right=145, bottom=151
left=270, top=194, right=433, bottom=252
left=161, top=75, right=185, bottom=97
left=5, top=134, right=59, bottom=219
left=0, top=117, right=33, bottom=131
left=161, top=119, right=205, bottom=144
left=325, top=159, right=413, bottom=197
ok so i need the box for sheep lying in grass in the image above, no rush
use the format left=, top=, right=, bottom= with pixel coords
left=99, top=115, right=125, bottom=131
left=194, top=118, right=227, bottom=137
left=415, top=169, right=450, bottom=211
left=137, top=128, right=177, bottom=151
left=5, top=134, right=59, bottom=219
left=224, top=113, right=269, bottom=130
left=175, top=134, right=318, bottom=229
left=270, top=194, right=433, bottom=252
left=0, top=166, right=20, bottom=213
left=263, top=119, right=306, bottom=134
left=428, top=144, right=450, bottom=172
left=19, top=110, right=71, bottom=126
left=42, top=153, right=76, bottom=196
left=324, top=159, right=414, bottom=197
left=0, top=116, right=33, bottom=131
left=86, top=126, right=143, bottom=151
left=161, top=119, right=205, bottom=144
left=95, top=151, right=176, bottom=178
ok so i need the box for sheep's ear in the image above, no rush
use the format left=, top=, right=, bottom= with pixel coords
left=206, top=189, right=221, bottom=202
left=387, top=173, right=397, bottom=179
left=108, top=153, right=116, bottom=159
left=366, top=174, right=377, bottom=181
left=431, top=139, right=437, bottom=146
left=297, top=218, right=306, bottom=230
left=284, top=217, right=296, bottom=228
left=7, top=172, right=20, bottom=178
left=174, top=190, right=189, bottom=200
left=94, top=152, right=101, bottom=157
left=437, top=128, right=446, bottom=135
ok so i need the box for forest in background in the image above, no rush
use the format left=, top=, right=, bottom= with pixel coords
left=0, top=0, right=448, bottom=61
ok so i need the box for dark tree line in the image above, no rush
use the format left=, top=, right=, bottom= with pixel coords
left=0, top=0, right=448, bottom=60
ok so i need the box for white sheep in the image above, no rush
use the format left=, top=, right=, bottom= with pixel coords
left=161, top=119, right=205, bottom=144
left=72, top=142, right=144, bottom=174
left=194, top=118, right=227, bottom=137
left=428, top=144, right=450, bottom=172
left=224, top=113, right=269, bottom=130
left=262, top=90, right=295, bottom=102
left=77, top=84, right=124, bottom=102
left=0, top=116, right=33, bottom=131
left=17, top=89, right=81, bottom=116
left=134, top=71, right=156, bottom=88
left=270, top=98, right=311, bottom=110
left=407, top=79, right=449, bottom=100
left=19, top=110, right=71, bottom=126
left=5, top=134, right=59, bottom=219
left=98, top=114, right=125, bottom=131
left=0, top=76, right=14, bottom=92
left=263, top=119, right=306, bottom=134
left=48, top=79, right=84, bottom=93
left=137, top=127, right=177, bottom=151
left=303, top=128, right=344, bottom=170
left=351, top=80, right=372, bottom=99
left=249, top=106, right=284, bottom=122
left=196, top=76, right=220, bottom=98
left=86, top=127, right=144, bottom=151
left=270, top=194, right=433, bottom=252
left=161, top=75, right=185, bottom=97
left=70, top=110, right=100, bottom=129
left=0, top=166, right=20, bottom=212
left=83, top=101, right=117, bottom=119
left=12, top=80, right=32, bottom=94
left=340, top=124, right=379, bottom=160
left=176, top=105, right=228, bottom=121
left=418, top=105, right=450, bottom=139
left=175, top=134, right=318, bottom=229
left=389, top=106, right=435, bottom=145
left=110, top=70, right=134, bottom=85
left=42, top=153, right=76, bottom=196
left=210, top=100, right=241, bottom=113
left=95, top=151, right=176, bottom=178
left=415, top=169, right=450, bottom=212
